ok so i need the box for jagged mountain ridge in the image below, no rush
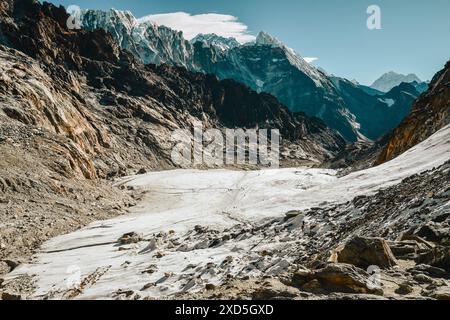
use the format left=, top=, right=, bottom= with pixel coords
left=80, top=9, right=199, bottom=71
left=191, top=34, right=240, bottom=51
left=79, top=9, right=418, bottom=143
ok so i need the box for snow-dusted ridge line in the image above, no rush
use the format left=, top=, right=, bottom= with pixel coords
left=5, top=125, right=450, bottom=299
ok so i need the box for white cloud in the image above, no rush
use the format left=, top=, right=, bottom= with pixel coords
left=304, top=57, right=318, bottom=64
left=138, top=12, right=255, bottom=43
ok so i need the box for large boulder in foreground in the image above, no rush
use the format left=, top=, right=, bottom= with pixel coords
left=292, top=263, right=383, bottom=295
left=417, top=246, right=450, bottom=272
left=336, top=237, right=398, bottom=269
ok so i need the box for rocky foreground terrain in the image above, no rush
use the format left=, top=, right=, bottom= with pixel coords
left=175, top=160, right=450, bottom=300
left=0, top=0, right=449, bottom=300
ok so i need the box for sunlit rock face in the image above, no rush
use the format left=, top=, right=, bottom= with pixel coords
left=377, top=61, right=450, bottom=164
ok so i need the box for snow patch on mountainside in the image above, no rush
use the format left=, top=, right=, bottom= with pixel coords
left=378, top=98, right=395, bottom=107
left=192, top=34, right=240, bottom=51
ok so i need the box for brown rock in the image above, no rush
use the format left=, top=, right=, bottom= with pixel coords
left=293, top=263, right=383, bottom=295
left=413, top=274, right=434, bottom=284
left=336, top=237, right=397, bottom=269
left=429, top=287, right=450, bottom=300
left=1, top=291, right=22, bottom=300
left=252, top=280, right=300, bottom=299
left=395, top=282, right=414, bottom=295
left=205, top=283, right=216, bottom=291
left=285, top=210, right=301, bottom=219
left=407, top=264, right=447, bottom=278
left=118, top=232, right=143, bottom=245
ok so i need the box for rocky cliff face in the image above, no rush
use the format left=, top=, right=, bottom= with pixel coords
left=377, top=61, right=450, bottom=164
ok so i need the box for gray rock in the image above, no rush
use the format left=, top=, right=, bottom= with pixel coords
left=407, top=264, right=447, bottom=278
left=416, top=246, right=450, bottom=272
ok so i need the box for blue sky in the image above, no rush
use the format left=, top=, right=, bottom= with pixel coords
left=46, top=0, right=450, bottom=84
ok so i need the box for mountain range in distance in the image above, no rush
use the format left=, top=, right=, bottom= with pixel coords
left=370, top=71, right=427, bottom=93
left=79, top=9, right=429, bottom=143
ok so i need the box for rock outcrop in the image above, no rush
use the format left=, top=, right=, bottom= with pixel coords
left=292, top=263, right=383, bottom=295
left=335, top=237, right=398, bottom=269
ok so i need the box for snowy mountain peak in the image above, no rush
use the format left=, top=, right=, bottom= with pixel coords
left=81, top=9, right=138, bottom=32
left=371, top=71, right=422, bottom=92
left=191, top=34, right=240, bottom=51
left=255, top=31, right=284, bottom=48
left=80, top=9, right=198, bottom=70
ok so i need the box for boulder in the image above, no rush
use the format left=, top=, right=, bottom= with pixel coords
left=397, top=233, right=434, bottom=248
left=416, top=246, right=450, bottom=272
left=388, top=240, right=429, bottom=260
left=429, top=287, right=450, bottom=300
left=137, top=168, right=147, bottom=175
left=395, top=282, right=414, bottom=295
left=252, top=280, right=299, bottom=299
left=284, top=210, right=301, bottom=219
left=0, top=291, right=22, bottom=300
left=414, top=222, right=450, bottom=244
left=336, top=237, right=397, bottom=269
left=413, top=274, right=435, bottom=284
left=0, top=260, right=20, bottom=273
left=407, top=264, right=447, bottom=278
left=118, top=232, right=143, bottom=245
left=292, top=263, right=383, bottom=295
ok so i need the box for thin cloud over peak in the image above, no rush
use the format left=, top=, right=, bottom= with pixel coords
left=138, top=12, right=256, bottom=43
